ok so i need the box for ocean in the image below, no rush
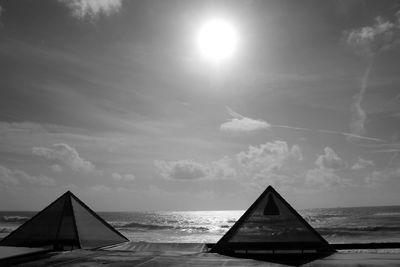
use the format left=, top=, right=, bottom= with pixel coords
left=1, top=206, right=400, bottom=244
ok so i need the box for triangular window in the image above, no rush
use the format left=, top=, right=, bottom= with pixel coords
left=263, top=195, right=280, bottom=215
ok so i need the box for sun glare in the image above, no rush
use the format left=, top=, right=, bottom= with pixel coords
left=197, top=18, right=238, bottom=63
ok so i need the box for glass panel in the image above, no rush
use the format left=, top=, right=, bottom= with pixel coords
left=71, top=198, right=126, bottom=249
left=229, top=192, right=321, bottom=243
left=57, top=198, right=78, bottom=242
left=1, top=195, right=66, bottom=247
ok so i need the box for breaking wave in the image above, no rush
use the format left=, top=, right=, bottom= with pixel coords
left=0, top=227, right=13, bottom=233
left=1, top=216, right=30, bottom=223
left=373, top=212, right=400, bottom=217
left=120, top=221, right=210, bottom=232
left=317, top=226, right=400, bottom=236
left=121, top=222, right=174, bottom=230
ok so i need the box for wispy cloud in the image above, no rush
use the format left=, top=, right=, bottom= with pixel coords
left=220, top=107, right=271, bottom=132
left=305, top=168, right=345, bottom=188
left=344, top=12, right=400, bottom=136
left=221, top=107, right=384, bottom=142
left=373, top=148, right=400, bottom=153
left=365, top=141, right=400, bottom=153
left=306, top=147, right=351, bottom=188
left=0, top=165, right=56, bottom=187
left=51, top=164, right=64, bottom=173
left=349, top=64, right=372, bottom=136
left=360, top=142, right=400, bottom=169
left=364, top=168, right=400, bottom=188
left=0, top=165, right=19, bottom=186
left=236, top=141, right=302, bottom=171
left=58, top=0, right=123, bottom=20
left=155, top=140, right=301, bottom=189
left=111, top=172, right=135, bottom=181
left=235, top=141, right=303, bottom=189
left=87, top=184, right=113, bottom=194
left=155, top=160, right=210, bottom=181
left=315, top=147, right=347, bottom=170
left=345, top=15, right=400, bottom=59
left=351, top=157, right=374, bottom=170
left=0, top=121, right=156, bottom=161
left=32, top=143, right=97, bottom=173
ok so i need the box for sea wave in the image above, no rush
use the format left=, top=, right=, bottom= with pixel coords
left=314, top=214, right=345, bottom=218
left=1, top=216, right=30, bottom=223
left=0, top=227, right=14, bottom=233
left=373, top=212, right=400, bottom=217
left=120, top=221, right=210, bottom=232
left=317, top=226, right=400, bottom=235
left=121, top=222, right=174, bottom=230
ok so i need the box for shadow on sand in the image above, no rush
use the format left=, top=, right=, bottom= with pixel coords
left=213, top=250, right=335, bottom=266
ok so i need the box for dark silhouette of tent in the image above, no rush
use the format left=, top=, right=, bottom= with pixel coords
left=263, top=194, right=280, bottom=216
left=211, top=186, right=334, bottom=264
left=0, top=191, right=128, bottom=250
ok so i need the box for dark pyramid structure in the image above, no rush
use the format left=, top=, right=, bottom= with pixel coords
left=0, top=191, right=128, bottom=250
left=211, top=186, right=334, bottom=262
left=263, top=195, right=279, bottom=216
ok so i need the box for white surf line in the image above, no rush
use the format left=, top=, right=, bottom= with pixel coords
left=273, top=125, right=385, bottom=142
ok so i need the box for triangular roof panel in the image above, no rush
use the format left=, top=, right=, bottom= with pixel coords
left=0, top=191, right=128, bottom=250
left=70, top=194, right=128, bottom=249
left=0, top=193, right=70, bottom=248
left=211, top=186, right=334, bottom=255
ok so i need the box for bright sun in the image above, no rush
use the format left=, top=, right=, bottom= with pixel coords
left=197, top=18, right=238, bottom=63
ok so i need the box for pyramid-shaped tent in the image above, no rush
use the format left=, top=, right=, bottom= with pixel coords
left=211, top=186, right=334, bottom=256
left=0, top=191, right=128, bottom=250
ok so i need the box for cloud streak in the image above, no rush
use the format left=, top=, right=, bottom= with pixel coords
left=344, top=13, right=400, bottom=136
left=221, top=107, right=384, bottom=142
left=349, top=64, right=372, bottom=136
left=220, top=107, right=271, bottom=132
left=58, top=0, right=123, bottom=20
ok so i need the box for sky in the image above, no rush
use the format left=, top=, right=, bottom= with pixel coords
left=1, top=0, right=400, bottom=211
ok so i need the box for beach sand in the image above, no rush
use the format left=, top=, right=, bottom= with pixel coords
left=12, top=242, right=400, bottom=266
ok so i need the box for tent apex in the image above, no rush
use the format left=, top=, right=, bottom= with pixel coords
left=266, top=185, right=274, bottom=191
left=64, top=190, right=75, bottom=197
